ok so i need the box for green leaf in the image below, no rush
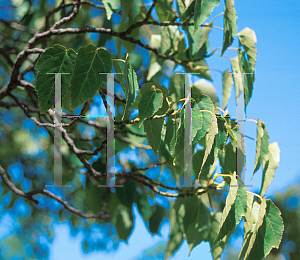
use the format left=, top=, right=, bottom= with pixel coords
left=215, top=116, right=228, bottom=151
left=136, top=195, right=152, bottom=224
left=260, top=142, right=280, bottom=197
left=180, top=0, right=195, bottom=21
left=112, top=58, right=126, bottom=95
left=70, top=45, right=112, bottom=109
left=214, top=176, right=247, bottom=247
left=191, top=103, right=203, bottom=143
left=102, top=0, right=120, bottom=20
left=114, top=205, right=133, bottom=242
left=222, top=0, right=237, bottom=55
left=173, top=100, right=203, bottom=169
left=176, top=0, right=187, bottom=17
left=218, top=141, right=239, bottom=175
left=122, top=55, right=138, bottom=120
left=169, top=73, right=185, bottom=102
left=115, top=18, right=139, bottom=54
left=238, top=27, right=257, bottom=73
left=249, top=200, right=284, bottom=259
left=200, top=114, right=218, bottom=172
left=192, top=79, right=219, bottom=108
left=149, top=204, right=166, bottom=234
left=138, top=86, right=163, bottom=127
left=144, top=118, right=164, bottom=157
left=243, top=193, right=260, bottom=239
left=131, top=82, right=168, bottom=110
left=161, top=26, right=181, bottom=55
left=168, top=196, right=211, bottom=256
left=174, top=112, right=186, bottom=169
left=35, top=44, right=77, bottom=114
left=240, top=199, right=284, bottom=260
left=214, top=172, right=244, bottom=244
left=209, top=212, right=226, bottom=260
left=253, top=119, right=269, bottom=177
left=239, top=198, right=267, bottom=260
left=194, top=0, right=220, bottom=33
left=184, top=59, right=212, bottom=81
left=238, top=49, right=254, bottom=108
left=148, top=34, right=164, bottom=80
left=192, top=94, right=215, bottom=144
left=116, top=179, right=138, bottom=208
left=222, top=69, right=233, bottom=110
left=193, top=142, right=218, bottom=181
left=186, top=24, right=208, bottom=61
left=156, top=0, right=176, bottom=22
left=165, top=201, right=184, bottom=260
left=231, top=56, right=243, bottom=105
left=185, top=199, right=211, bottom=255
left=165, top=114, right=180, bottom=157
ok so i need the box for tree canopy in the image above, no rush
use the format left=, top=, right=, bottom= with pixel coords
left=0, top=0, right=285, bottom=259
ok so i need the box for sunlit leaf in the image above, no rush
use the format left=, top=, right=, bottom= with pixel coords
left=260, top=142, right=280, bottom=197
left=222, top=69, right=233, bottom=110
left=238, top=27, right=257, bottom=73
left=231, top=56, right=243, bottom=105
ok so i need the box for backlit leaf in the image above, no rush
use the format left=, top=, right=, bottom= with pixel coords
left=238, top=27, right=257, bottom=73
left=222, top=69, right=233, bottom=110
left=148, top=34, right=164, bottom=80
left=231, top=56, right=243, bottom=105
left=239, top=198, right=267, bottom=260
left=260, top=142, right=280, bottom=197
left=241, top=199, right=283, bottom=260
left=192, top=79, right=219, bottom=108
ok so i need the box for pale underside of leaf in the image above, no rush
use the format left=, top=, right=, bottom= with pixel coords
left=222, top=69, right=233, bottom=110
left=260, top=142, right=280, bottom=197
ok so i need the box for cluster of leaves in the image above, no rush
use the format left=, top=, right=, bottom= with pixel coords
left=0, top=0, right=285, bottom=259
left=33, top=37, right=283, bottom=258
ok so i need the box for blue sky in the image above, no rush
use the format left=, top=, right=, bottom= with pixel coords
left=1, top=0, right=300, bottom=259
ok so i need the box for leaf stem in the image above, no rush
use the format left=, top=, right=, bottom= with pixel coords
left=211, top=12, right=225, bottom=23
left=112, top=59, right=125, bottom=63
left=210, top=173, right=233, bottom=185
left=216, top=107, right=225, bottom=114
left=246, top=191, right=263, bottom=202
